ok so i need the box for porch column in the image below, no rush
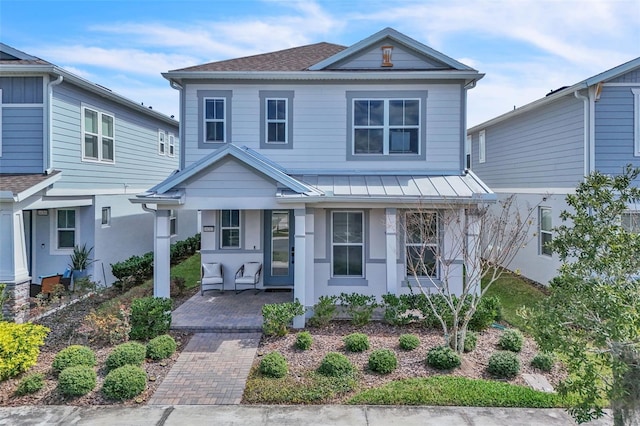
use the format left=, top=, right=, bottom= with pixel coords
left=304, top=208, right=315, bottom=313
left=293, top=208, right=306, bottom=329
left=0, top=208, right=30, bottom=323
left=385, top=208, right=398, bottom=295
left=154, top=209, right=171, bottom=298
left=465, top=208, right=482, bottom=295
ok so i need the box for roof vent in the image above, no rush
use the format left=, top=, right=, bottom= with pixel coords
left=381, top=45, right=393, bottom=67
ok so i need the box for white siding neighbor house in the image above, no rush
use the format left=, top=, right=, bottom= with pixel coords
left=469, top=57, right=640, bottom=285
left=133, top=28, right=494, bottom=326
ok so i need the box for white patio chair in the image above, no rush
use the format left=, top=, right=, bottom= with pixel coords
left=234, top=262, right=262, bottom=294
left=201, top=262, right=224, bottom=295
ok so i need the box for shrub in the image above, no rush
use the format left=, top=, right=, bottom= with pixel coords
left=259, top=351, right=288, bottom=378
left=14, top=373, right=45, bottom=396
left=368, top=349, right=398, bottom=374
left=170, top=277, right=187, bottom=297
left=295, top=331, right=313, bottom=350
left=343, top=333, right=370, bottom=352
left=468, top=296, right=503, bottom=331
left=262, top=300, right=304, bottom=337
left=339, top=293, right=377, bottom=326
left=464, top=331, right=478, bottom=353
left=81, top=305, right=130, bottom=346
left=52, top=345, right=97, bottom=376
left=307, top=295, right=338, bottom=327
left=102, top=365, right=147, bottom=400
left=129, top=297, right=172, bottom=341
left=0, top=322, right=49, bottom=381
left=106, top=342, right=147, bottom=371
left=317, top=352, right=354, bottom=377
left=399, top=334, right=420, bottom=351
left=111, top=252, right=154, bottom=287
left=488, top=351, right=521, bottom=378
left=531, top=353, right=555, bottom=372
left=498, top=329, right=524, bottom=352
left=426, top=346, right=461, bottom=370
left=58, top=366, right=96, bottom=396
left=146, top=335, right=177, bottom=360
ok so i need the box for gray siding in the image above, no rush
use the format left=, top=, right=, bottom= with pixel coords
left=49, top=82, right=180, bottom=190
left=0, top=107, right=44, bottom=173
left=594, top=85, right=640, bottom=175
left=0, top=77, right=43, bottom=103
left=471, top=95, right=585, bottom=188
left=329, top=41, right=447, bottom=70
left=610, top=69, right=640, bottom=83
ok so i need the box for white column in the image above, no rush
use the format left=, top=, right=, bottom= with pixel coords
left=465, top=208, right=482, bottom=295
left=385, top=208, right=398, bottom=295
left=154, top=209, right=171, bottom=298
left=292, top=208, right=306, bottom=329
left=304, top=208, right=315, bottom=311
left=0, top=208, right=29, bottom=283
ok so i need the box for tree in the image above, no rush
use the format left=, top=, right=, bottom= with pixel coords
left=404, top=194, right=537, bottom=353
left=530, top=166, right=640, bottom=426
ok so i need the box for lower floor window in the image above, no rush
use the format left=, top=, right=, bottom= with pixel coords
left=332, top=211, right=364, bottom=277
left=622, top=212, right=640, bottom=233
left=169, top=210, right=177, bottom=236
left=405, top=211, right=438, bottom=278
left=539, top=207, right=552, bottom=256
left=220, top=209, right=240, bottom=248
left=57, top=209, right=76, bottom=249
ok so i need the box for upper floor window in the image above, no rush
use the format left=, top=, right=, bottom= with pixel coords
left=83, top=106, right=114, bottom=163
left=405, top=211, right=439, bottom=278
left=158, top=131, right=166, bottom=155
left=632, top=88, right=640, bottom=156
left=539, top=207, right=552, bottom=256
left=622, top=211, right=640, bottom=233
left=56, top=209, right=76, bottom=249
left=478, top=130, right=486, bottom=163
left=168, top=133, right=175, bottom=157
left=260, top=91, right=294, bottom=149
left=331, top=211, right=364, bottom=277
left=220, top=209, right=240, bottom=249
left=266, top=99, right=287, bottom=143
left=204, top=98, right=226, bottom=143
left=198, top=90, right=232, bottom=148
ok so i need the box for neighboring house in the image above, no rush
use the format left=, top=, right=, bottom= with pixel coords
left=133, top=27, right=494, bottom=326
left=468, top=57, right=640, bottom=286
left=0, top=44, right=197, bottom=321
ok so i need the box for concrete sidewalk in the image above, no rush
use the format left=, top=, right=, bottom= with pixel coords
left=0, top=405, right=613, bottom=425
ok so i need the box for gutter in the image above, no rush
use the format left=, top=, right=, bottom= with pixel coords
left=169, top=80, right=185, bottom=169
left=46, top=74, right=64, bottom=173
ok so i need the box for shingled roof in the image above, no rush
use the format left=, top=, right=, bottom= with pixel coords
left=173, top=42, right=347, bottom=72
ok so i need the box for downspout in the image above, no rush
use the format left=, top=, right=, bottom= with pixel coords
left=169, top=80, right=185, bottom=170
left=574, top=89, right=590, bottom=177
left=141, top=203, right=156, bottom=213
left=46, top=74, right=64, bottom=173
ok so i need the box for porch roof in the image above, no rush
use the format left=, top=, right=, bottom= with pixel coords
left=0, top=171, right=62, bottom=203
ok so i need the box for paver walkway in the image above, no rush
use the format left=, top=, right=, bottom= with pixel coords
left=149, top=332, right=262, bottom=405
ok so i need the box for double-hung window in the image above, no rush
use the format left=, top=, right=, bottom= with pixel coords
left=266, top=98, right=287, bottom=144
left=622, top=211, right=640, bottom=233
left=169, top=210, right=177, bottom=236
left=168, top=133, right=175, bottom=157
left=158, top=131, right=166, bottom=155
left=331, top=211, right=364, bottom=277
left=83, top=106, right=114, bottom=162
left=204, top=98, right=226, bottom=143
left=220, top=210, right=240, bottom=249
left=539, top=207, right=552, bottom=256
left=405, top=211, right=439, bottom=278
left=56, top=209, right=76, bottom=249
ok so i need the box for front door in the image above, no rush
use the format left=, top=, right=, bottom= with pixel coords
left=263, top=210, right=294, bottom=286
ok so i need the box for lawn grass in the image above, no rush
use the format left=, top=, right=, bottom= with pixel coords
left=483, top=270, right=548, bottom=332
left=170, top=252, right=201, bottom=290
left=347, top=376, right=569, bottom=407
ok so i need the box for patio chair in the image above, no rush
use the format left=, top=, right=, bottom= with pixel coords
left=201, top=262, right=224, bottom=295
left=234, top=262, right=262, bottom=294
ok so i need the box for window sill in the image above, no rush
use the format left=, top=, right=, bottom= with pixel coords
left=328, top=277, right=368, bottom=287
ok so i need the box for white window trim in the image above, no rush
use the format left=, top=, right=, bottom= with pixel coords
left=203, top=97, right=226, bottom=143
left=168, top=133, right=175, bottom=157
left=539, top=207, right=552, bottom=257
left=331, top=211, right=365, bottom=278
left=478, top=130, right=486, bottom=163
left=632, top=88, right=640, bottom=156
left=352, top=98, right=421, bottom=155
left=265, top=98, right=288, bottom=144
left=219, top=209, right=241, bottom=249
left=158, top=130, right=166, bottom=155
left=404, top=211, right=440, bottom=279
left=101, top=207, right=111, bottom=227
left=81, top=105, right=115, bottom=163
left=50, top=208, right=78, bottom=254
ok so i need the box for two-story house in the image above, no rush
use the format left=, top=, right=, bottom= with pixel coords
left=0, top=44, right=197, bottom=321
left=468, top=57, right=640, bottom=286
left=133, top=28, right=493, bottom=326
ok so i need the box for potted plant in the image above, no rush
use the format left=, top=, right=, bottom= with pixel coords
left=69, top=243, right=95, bottom=281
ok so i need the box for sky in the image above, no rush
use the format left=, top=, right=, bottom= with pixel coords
left=1, top=0, right=639, bottom=127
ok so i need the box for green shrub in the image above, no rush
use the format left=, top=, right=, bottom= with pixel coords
left=531, top=353, right=555, bottom=372
left=146, top=335, right=177, bottom=360
left=426, top=346, right=461, bottom=370
left=317, top=352, right=355, bottom=377
left=464, top=331, right=478, bottom=353
left=14, top=373, right=45, bottom=396
left=339, top=293, right=377, bottom=326
left=368, top=349, right=398, bottom=374
left=0, top=322, right=49, bottom=381
left=399, top=334, right=421, bottom=351
left=102, top=365, right=147, bottom=400
left=488, top=351, right=521, bottom=378
left=343, top=333, right=370, bottom=352
left=106, top=342, right=147, bottom=371
left=381, top=294, right=421, bottom=326
left=262, top=300, right=304, bottom=337
left=498, top=329, right=524, bottom=352
left=58, top=366, right=96, bottom=396
left=259, top=351, right=288, bottom=378
left=129, top=297, right=172, bottom=341
left=111, top=252, right=154, bottom=287
left=295, top=331, right=313, bottom=350
left=469, top=296, right=503, bottom=331
left=52, top=345, right=97, bottom=376
left=307, top=295, right=338, bottom=327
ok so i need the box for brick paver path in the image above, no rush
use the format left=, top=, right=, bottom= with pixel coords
left=149, top=332, right=262, bottom=405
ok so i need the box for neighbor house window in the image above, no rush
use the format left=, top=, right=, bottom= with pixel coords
left=622, top=211, right=640, bottom=233
left=479, top=130, right=486, bottom=163
left=169, top=210, right=177, bottom=236
left=353, top=99, right=420, bottom=154
left=220, top=210, right=240, bottom=248
left=539, top=207, right=552, bottom=256
left=632, top=88, right=640, bottom=156
left=204, top=98, right=226, bottom=143
left=101, top=207, right=111, bottom=226
left=168, top=133, right=175, bottom=157
left=405, top=211, right=439, bottom=278
left=158, top=131, right=166, bottom=155
left=57, top=209, right=76, bottom=249
left=83, top=106, right=114, bottom=163
left=465, top=134, right=472, bottom=169
left=331, top=211, right=364, bottom=277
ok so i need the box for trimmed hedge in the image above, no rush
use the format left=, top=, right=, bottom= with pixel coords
left=106, top=342, right=147, bottom=371
left=129, top=297, right=172, bottom=341
left=260, top=351, right=288, bottom=378
left=317, top=352, right=355, bottom=377
left=488, top=351, right=521, bottom=378
left=399, top=334, right=420, bottom=351
left=146, top=335, right=177, bottom=360
left=58, top=366, right=96, bottom=396
left=344, top=333, right=370, bottom=352
left=426, top=346, right=461, bottom=370
left=498, top=329, right=524, bottom=353
left=102, top=365, right=147, bottom=400
left=368, top=349, right=398, bottom=374
left=52, top=345, right=97, bottom=376
left=295, top=331, right=313, bottom=350
left=14, top=373, right=45, bottom=396
left=0, top=322, right=49, bottom=381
